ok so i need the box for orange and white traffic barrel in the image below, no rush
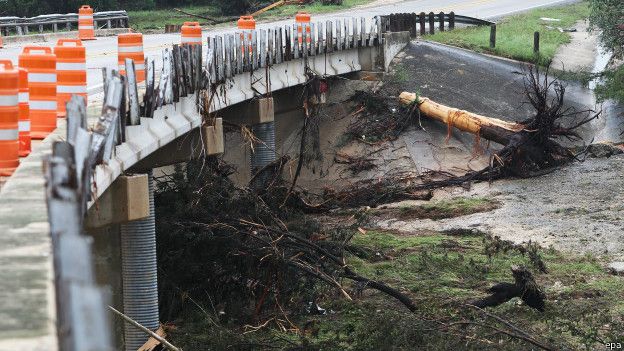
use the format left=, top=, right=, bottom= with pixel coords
left=78, top=5, right=96, bottom=40
left=181, top=22, right=202, bottom=45
left=0, top=60, right=20, bottom=176
left=54, top=39, right=87, bottom=117
left=296, top=12, right=311, bottom=44
left=18, top=46, right=57, bottom=140
left=18, top=68, right=30, bottom=157
left=118, top=33, right=145, bottom=83
left=237, top=16, right=256, bottom=52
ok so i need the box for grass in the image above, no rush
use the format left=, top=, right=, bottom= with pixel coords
left=127, top=1, right=374, bottom=32
left=168, top=228, right=624, bottom=350
left=306, top=229, right=624, bottom=350
left=259, top=0, right=373, bottom=19
left=391, top=196, right=500, bottom=220
left=426, top=2, right=590, bottom=65
left=127, top=5, right=221, bottom=31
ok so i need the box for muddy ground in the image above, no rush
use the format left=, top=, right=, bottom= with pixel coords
left=286, top=40, right=623, bottom=261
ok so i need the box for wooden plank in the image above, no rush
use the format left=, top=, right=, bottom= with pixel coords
left=360, top=17, right=365, bottom=47
left=224, top=35, right=232, bottom=79
left=252, top=30, right=258, bottom=71
left=336, top=20, right=342, bottom=51
left=285, top=25, right=292, bottom=61
left=195, top=43, right=202, bottom=92
left=326, top=20, right=333, bottom=53
left=317, top=22, right=323, bottom=55
left=310, top=22, right=316, bottom=56
left=144, top=58, right=155, bottom=117
left=66, top=95, right=86, bottom=145
left=259, top=29, right=266, bottom=68
left=243, top=32, right=250, bottom=71
left=235, top=33, right=243, bottom=73
left=125, top=58, right=140, bottom=125
left=268, top=28, right=274, bottom=65
left=216, top=36, right=224, bottom=80
left=276, top=28, right=283, bottom=63
left=293, top=24, right=298, bottom=59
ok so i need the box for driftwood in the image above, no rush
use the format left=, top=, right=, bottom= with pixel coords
left=399, top=65, right=599, bottom=178
left=399, top=92, right=524, bottom=146
left=470, top=265, right=545, bottom=312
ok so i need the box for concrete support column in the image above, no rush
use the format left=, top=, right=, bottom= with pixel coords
left=250, top=98, right=276, bottom=189
left=120, top=171, right=159, bottom=351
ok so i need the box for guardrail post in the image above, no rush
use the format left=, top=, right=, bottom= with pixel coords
left=419, top=12, right=426, bottom=36
left=449, top=12, right=455, bottom=30
left=438, top=12, right=445, bottom=32
left=409, top=13, right=416, bottom=37
left=490, top=24, right=496, bottom=48
left=533, top=31, right=540, bottom=53
left=428, top=12, right=435, bottom=35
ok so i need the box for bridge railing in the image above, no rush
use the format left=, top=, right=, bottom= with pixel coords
left=207, top=16, right=384, bottom=83
left=380, top=12, right=494, bottom=37
left=0, top=11, right=129, bottom=36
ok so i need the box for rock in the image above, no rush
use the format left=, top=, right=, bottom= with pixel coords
left=607, top=262, right=624, bottom=275
left=585, top=143, right=624, bottom=158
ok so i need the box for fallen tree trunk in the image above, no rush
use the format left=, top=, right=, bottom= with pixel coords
left=399, top=92, right=525, bottom=145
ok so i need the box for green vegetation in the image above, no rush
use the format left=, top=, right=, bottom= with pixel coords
left=401, top=196, right=500, bottom=220
left=168, top=227, right=623, bottom=350
left=426, top=2, right=590, bottom=65
left=594, top=65, right=624, bottom=103
left=127, top=5, right=221, bottom=31
left=125, top=0, right=372, bottom=31
left=256, top=0, right=372, bottom=18
left=588, top=0, right=624, bottom=104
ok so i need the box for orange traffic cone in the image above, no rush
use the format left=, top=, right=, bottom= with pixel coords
left=18, top=46, right=57, bottom=139
left=54, top=39, right=87, bottom=118
left=118, top=33, right=145, bottom=83
left=0, top=60, right=20, bottom=176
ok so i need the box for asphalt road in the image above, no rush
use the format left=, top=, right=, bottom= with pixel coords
left=0, top=0, right=576, bottom=94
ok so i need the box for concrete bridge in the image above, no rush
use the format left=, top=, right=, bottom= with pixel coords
left=0, top=0, right=590, bottom=346
left=0, top=15, right=411, bottom=350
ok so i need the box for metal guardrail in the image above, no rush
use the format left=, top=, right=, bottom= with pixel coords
left=0, top=11, right=129, bottom=36
left=380, top=12, right=494, bottom=36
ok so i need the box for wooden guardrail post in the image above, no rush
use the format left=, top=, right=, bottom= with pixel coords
left=533, top=31, right=540, bottom=53
left=419, top=12, right=426, bottom=35
left=438, top=12, right=445, bottom=32
left=428, top=12, right=435, bottom=34
left=490, top=24, right=496, bottom=48
left=449, top=12, right=455, bottom=30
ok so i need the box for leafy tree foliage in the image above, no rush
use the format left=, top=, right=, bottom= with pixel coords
left=588, top=0, right=624, bottom=58
left=588, top=0, right=624, bottom=103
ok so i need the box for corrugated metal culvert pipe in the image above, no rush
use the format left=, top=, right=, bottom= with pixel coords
left=120, top=171, right=159, bottom=351
left=250, top=121, right=277, bottom=189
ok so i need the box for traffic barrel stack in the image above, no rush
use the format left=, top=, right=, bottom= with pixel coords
left=18, top=68, right=30, bottom=157
left=118, top=33, right=145, bottom=83
left=78, top=5, right=96, bottom=40
left=54, top=39, right=87, bottom=117
left=0, top=60, right=20, bottom=176
left=237, top=16, right=256, bottom=53
left=181, top=22, right=202, bottom=45
left=296, top=11, right=311, bottom=44
left=19, top=46, right=57, bottom=139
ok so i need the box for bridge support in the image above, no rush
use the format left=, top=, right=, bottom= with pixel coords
left=119, top=171, right=159, bottom=351
left=250, top=97, right=276, bottom=188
